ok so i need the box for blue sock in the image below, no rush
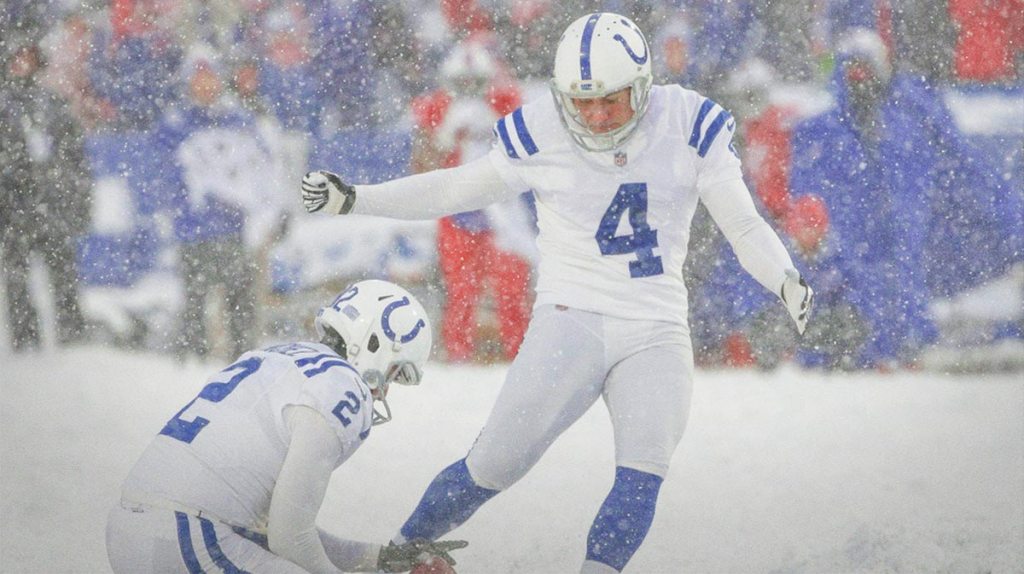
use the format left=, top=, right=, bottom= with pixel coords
left=585, top=466, right=664, bottom=572
left=399, top=458, right=500, bottom=541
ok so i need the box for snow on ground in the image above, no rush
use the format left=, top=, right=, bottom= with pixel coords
left=1, top=345, right=1022, bottom=574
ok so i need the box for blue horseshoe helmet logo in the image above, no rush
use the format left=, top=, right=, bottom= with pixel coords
left=381, top=297, right=426, bottom=344
left=613, top=20, right=648, bottom=65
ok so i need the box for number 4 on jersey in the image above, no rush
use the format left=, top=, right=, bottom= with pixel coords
left=595, top=183, right=664, bottom=278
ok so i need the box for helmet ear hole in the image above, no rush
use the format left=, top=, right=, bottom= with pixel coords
left=367, top=333, right=380, bottom=353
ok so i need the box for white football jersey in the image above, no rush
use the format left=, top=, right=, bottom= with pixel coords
left=488, top=84, right=742, bottom=325
left=120, top=343, right=373, bottom=531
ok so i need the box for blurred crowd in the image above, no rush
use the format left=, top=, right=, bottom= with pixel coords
left=1, top=0, right=1021, bottom=370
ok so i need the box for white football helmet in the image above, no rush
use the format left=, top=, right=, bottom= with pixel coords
left=551, top=12, right=653, bottom=152
left=314, top=280, right=433, bottom=425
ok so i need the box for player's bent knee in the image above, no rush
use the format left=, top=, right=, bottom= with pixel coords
left=464, top=450, right=525, bottom=491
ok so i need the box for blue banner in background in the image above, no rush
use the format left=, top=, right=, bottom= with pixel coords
left=77, top=227, right=160, bottom=287
left=930, top=84, right=1024, bottom=297
left=84, top=131, right=172, bottom=215
left=79, top=132, right=164, bottom=286
left=309, top=127, right=412, bottom=185
left=78, top=127, right=414, bottom=288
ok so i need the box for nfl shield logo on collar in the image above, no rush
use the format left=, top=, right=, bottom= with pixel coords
left=614, top=151, right=627, bottom=167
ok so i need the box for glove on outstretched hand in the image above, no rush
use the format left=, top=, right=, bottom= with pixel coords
left=301, top=170, right=356, bottom=214
left=780, top=268, right=814, bottom=335
left=378, top=539, right=468, bottom=573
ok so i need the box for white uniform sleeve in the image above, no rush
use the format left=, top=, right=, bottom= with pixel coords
left=319, top=530, right=383, bottom=572
left=699, top=177, right=795, bottom=295
left=351, top=155, right=517, bottom=219
left=268, top=406, right=380, bottom=574
left=687, top=95, right=744, bottom=188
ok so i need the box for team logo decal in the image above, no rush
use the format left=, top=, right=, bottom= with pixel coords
left=613, top=20, right=648, bottom=65
left=381, top=297, right=426, bottom=343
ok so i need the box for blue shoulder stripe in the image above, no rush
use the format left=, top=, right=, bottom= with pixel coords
left=688, top=98, right=716, bottom=148
left=495, top=117, right=520, bottom=159
left=697, top=109, right=733, bottom=158
left=512, top=108, right=539, bottom=156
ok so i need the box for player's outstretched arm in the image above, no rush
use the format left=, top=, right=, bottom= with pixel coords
left=300, top=155, right=515, bottom=221
left=378, top=539, right=469, bottom=573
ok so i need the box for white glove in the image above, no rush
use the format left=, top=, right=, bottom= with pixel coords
left=301, top=170, right=356, bottom=214
left=780, top=268, right=813, bottom=335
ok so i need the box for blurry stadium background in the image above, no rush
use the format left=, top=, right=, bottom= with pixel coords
left=1, top=0, right=1020, bottom=371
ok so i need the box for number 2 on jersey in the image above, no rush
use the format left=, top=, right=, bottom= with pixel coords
left=159, top=357, right=263, bottom=444
left=595, top=183, right=664, bottom=278
left=332, top=391, right=362, bottom=426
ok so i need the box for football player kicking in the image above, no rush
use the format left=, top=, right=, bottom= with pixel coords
left=106, top=280, right=466, bottom=573
left=302, top=12, right=813, bottom=573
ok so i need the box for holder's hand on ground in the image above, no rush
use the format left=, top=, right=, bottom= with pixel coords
left=301, top=170, right=356, bottom=214
left=780, top=269, right=813, bottom=335
left=410, top=554, right=458, bottom=574
left=378, top=539, right=468, bottom=572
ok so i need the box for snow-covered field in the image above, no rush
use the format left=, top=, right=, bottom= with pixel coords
left=1, top=345, right=1021, bottom=573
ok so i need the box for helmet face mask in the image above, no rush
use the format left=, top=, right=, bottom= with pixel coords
left=314, top=280, right=432, bottom=425
left=551, top=13, right=653, bottom=152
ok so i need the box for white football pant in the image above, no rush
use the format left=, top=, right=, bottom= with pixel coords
left=466, top=304, right=694, bottom=489
left=106, top=502, right=307, bottom=573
